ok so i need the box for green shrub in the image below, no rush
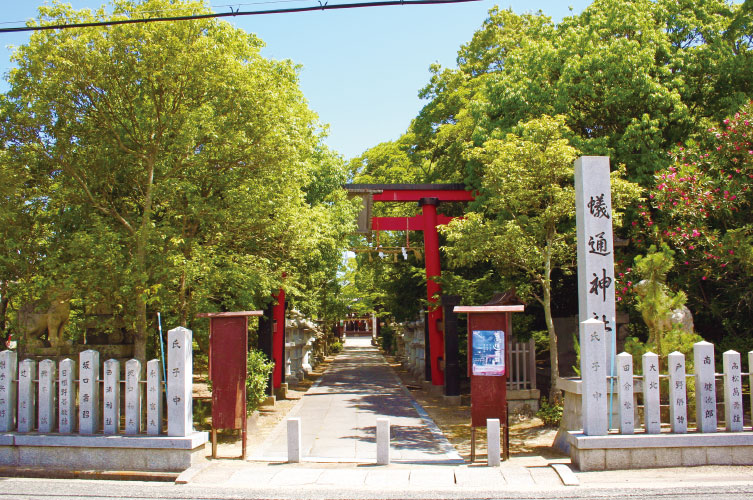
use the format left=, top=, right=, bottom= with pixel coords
left=380, top=325, right=396, bottom=353
left=536, top=397, right=563, bottom=427
left=329, top=340, right=343, bottom=354
left=246, top=349, right=274, bottom=414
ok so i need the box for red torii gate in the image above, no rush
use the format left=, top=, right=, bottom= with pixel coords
left=346, top=184, right=475, bottom=386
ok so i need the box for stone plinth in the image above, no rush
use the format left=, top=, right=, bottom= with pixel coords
left=567, top=431, right=753, bottom=471
left=0, top=432, right=208, bottom=472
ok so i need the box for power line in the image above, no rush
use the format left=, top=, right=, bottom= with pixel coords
left=0, top=0, right=481, bottom=34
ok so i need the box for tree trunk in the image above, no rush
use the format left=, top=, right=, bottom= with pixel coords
left=543, top=246, right=560, bottom=403
left=133, top=158, right=156, bottom=367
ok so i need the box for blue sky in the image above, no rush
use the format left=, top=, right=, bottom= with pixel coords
left=0, top=1, right=593, bottom=160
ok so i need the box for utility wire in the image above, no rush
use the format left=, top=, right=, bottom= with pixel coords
left=0, top=0, right=481, bottom=34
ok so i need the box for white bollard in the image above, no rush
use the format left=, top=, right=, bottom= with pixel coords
left=487, top=418, right=501, bottom=467
left=287, top=417, right=302, bottom=463
left=376, top=418, right=390, bottom=465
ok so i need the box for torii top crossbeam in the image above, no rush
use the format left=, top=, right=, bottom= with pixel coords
left=344, top=183, right=475, bottom=386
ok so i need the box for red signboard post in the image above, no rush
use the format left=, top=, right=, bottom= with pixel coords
left=454, top=299, right=524, bottom=462
left=197, top=310, right=262, bottom=459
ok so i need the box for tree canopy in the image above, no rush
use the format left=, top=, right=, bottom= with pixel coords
left=0, top=0, right=355, bottom=361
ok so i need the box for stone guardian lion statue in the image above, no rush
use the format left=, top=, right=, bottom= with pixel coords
left=18, top=292, right=72, bottom=348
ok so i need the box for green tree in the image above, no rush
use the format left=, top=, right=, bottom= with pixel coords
left=1, top=0, right=347, bottom=362
left=443, top=115, right=640, bottom=399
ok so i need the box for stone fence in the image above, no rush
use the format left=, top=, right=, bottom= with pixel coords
left=562, top=318, right=753, bottom=470
left=0, top=326, right=207, bottom=472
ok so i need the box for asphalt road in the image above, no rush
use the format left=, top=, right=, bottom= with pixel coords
left=1, top=478, right=753, bottom=500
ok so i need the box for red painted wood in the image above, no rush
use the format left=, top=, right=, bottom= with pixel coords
left=197, top=311, right=262, bottom=318
left=371, top=214, right=455, bottom=231
left=453, top=305, right=525, bottom=313
left=422, top=201, right=444, bottom=386
left=209, top=315, right=248, bottom=429
left=467, top=312, right=508, bottom=428
left=272, top=287, right=285, bottom=388
left=372, top=189, right=474, bottom=202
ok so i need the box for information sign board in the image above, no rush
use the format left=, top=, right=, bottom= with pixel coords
left=471, top=330, right=505, bottom=376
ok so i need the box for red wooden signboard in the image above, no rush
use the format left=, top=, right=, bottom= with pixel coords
left=197, top=310, right=262, bottom=459
left=454, top=303, right=525, bottom=462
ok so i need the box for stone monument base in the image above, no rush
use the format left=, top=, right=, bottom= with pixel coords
left=0, top=432, right=208, bottom=472
left=567, top=431, right=753, bottom=471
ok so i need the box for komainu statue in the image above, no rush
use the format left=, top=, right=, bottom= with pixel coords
left=18, top=291, right=72, bottom=348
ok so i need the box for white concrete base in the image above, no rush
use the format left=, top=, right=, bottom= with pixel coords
left=0, top=432, right=208, bottom=472
left=567, top=431, right=753, bottom=471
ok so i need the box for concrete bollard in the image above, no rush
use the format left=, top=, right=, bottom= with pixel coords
left=376, top=418, right=390, bottom=465
left=287, top=417, right=302, bottom=463
left=487, top=418, right=501, bottom=466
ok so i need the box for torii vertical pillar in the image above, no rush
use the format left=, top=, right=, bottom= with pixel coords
left=420, top=197, right=444, bottom=386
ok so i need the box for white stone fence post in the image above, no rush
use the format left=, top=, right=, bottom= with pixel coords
left=0, top=326, right=194, bottom=437
left=578, top=340, right=752, bottom=435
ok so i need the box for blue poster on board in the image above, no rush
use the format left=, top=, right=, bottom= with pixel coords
left=471, top=330, right=505, bottom=376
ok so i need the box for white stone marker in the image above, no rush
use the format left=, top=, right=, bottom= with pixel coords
left=103, top=359, right=120, bottom=434
left=167, top=326, right=192, bottom=437
left=580, top=318, right=608, bottom=435
left=125, top=359, right=141, bottom=434
left=723, top=350, right=743, bottom=432
left=79, top=350, right=100, bottom=435
left=642, top=352, right=661, bottom=434
left=616, top=352, right=634, bottom=434
left=668, top=351, right=687, bottom=434
left=38, top=359, right=56, bottom=433
left=487, top=418, right=501, bottom=467
left=287, top=417, right=302, bottom=463
left=18, top=359, right=36, bottom=432
left=575, top=156, right=617, bottom=375
left=146, top=359, right=163, bottom=436
left=58, top=359, right=76, bottom=433
left=0, top=350, right=18, bottom=431
left=694, top=341, right=717, bottom=433
left=376, top=417, right=390, bottom=465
